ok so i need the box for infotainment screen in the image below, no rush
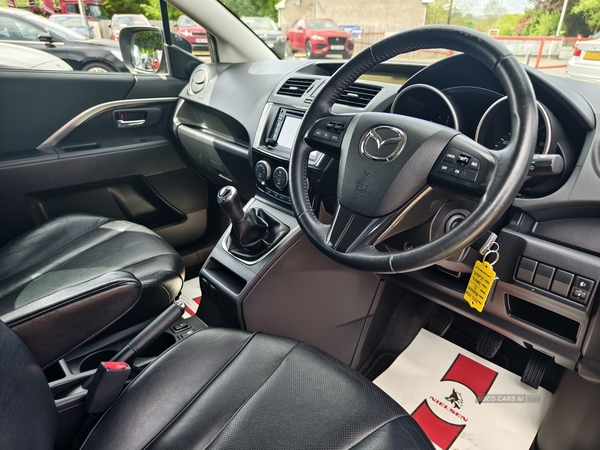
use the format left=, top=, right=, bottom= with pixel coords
left=276, top=115, right=302, bottom=150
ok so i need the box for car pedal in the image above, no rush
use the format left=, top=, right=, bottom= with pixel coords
left=476, top=328, right=504, bottom=359
left=427, top=308, right=454, bottom=337
left=521, top=350, right=553, bottom=389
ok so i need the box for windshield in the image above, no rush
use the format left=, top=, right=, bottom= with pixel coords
left=50, top=16, right=87, bottom=28
left=29, top=15, right=87, bottom=40
left=179, top=16, right=200, bottom=27
left=306, top=20, right=339, bottom=30
left=113, top=16, right=150, bottom=27
left=243, top=18, right=278, bottom=31
left=214, top=0, right=600, bottom=82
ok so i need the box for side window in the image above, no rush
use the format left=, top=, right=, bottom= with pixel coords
left=169, top=6, right=212, bottom=63
left=0, top=16, right=39, bottom=41
left=13, top=19, right=42, bottom=41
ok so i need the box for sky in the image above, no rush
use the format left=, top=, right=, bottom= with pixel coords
left=468, top=0, right=531, bottom=16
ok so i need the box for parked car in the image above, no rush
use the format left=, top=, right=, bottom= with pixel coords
left=241, top=16, right=287, bottom=58
left=49, top=14, right=94, bottom=39
left=567, top=39, right=600, bottom=83
left=109, top=14, right=150, bottom=40
left=0, top=8, right=127, bottom=72
left=0, top=42, right=72, bottom=70
left=286, top=18, right=354, bottom=59
left=174, top=15, right=208, bottom=51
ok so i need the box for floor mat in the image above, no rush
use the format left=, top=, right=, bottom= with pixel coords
left=179, top=277, right=202, bottom=319
left=374, top=329, right=552, bottom=450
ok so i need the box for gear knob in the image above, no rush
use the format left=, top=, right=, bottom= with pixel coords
left=217, top=186, right=244, bottom=222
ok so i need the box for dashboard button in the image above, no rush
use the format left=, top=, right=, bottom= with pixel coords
left=516, top=257, right=537, bottom=284
left=550, top=270, right=574, bottom=297
left=573, top=276, right=594, bottom=293
left=533, top=263, right=555, bottom=290
left=570, top=288, right=587, bottom=303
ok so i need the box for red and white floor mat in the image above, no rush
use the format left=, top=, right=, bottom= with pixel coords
left=374, top=329, right=552, bottom=450
left=179, top=277, right=202, bottom=319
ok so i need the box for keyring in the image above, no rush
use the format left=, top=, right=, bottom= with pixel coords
left=482, top=249, right=499, bottom=266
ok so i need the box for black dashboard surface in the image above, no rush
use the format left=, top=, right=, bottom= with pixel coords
left=176, top=53, right=600, bottom=376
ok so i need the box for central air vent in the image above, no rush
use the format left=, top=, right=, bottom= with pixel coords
left=336, top=83, right=382, bottom=108
left=277, top=78, right=315, bottom=97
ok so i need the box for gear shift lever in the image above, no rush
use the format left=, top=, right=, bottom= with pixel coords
left=217, top=186, right=290, bottom=260
left=217, top=186, right=244, bottom=222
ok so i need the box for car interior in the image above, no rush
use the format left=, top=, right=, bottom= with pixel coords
left=2, top=0, right=600, bottom=449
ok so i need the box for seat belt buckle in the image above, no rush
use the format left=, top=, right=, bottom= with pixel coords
left=85, top=361, right=131, bottom=415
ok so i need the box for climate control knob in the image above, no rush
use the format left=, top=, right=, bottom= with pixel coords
left=255, top=160, right=271, bottom=184
left=273, top=167, right=289, bottom=190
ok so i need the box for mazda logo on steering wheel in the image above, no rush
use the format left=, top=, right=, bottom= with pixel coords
left=359, top=126, right=407, bottom=162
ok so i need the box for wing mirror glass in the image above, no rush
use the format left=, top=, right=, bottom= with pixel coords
left=120, top=28, right=165, bottom=73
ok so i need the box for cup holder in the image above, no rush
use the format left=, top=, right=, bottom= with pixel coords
left=80, top=350, right=118, bottom=373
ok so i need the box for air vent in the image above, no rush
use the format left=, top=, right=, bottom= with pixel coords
left=336, top=83, right=382, bottom=108
left=277, top=78, right=315, bottom=97
left=189, top=67, right=209, bottom=95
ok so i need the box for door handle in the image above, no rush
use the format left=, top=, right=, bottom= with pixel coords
left=117, top=119, right=146, bottom=128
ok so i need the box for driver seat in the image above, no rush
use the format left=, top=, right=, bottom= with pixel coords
left=0, top=320, right=433, bottom=450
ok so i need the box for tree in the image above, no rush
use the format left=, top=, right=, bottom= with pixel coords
left=572, top=0, right=600, bottom=33
left=219, top=0, right=279, bottom=20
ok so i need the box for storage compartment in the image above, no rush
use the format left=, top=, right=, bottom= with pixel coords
left=204, top=258, right=247, bottom=295
left=506, top=294, right=580, bottom=342
left=25, top=175, right=185, bottom=230
left=44, top=361, right=67, bottom=383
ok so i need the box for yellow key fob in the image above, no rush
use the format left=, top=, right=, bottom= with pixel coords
left=464, top=260, right=497, bottom=312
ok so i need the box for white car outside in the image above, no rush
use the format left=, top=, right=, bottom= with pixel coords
left=567, top=39, right=600, bottom=83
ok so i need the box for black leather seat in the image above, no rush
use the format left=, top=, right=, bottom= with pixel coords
left=0, top=321, right=433, bottom=449
left=0, top=214, right=184, bottom=367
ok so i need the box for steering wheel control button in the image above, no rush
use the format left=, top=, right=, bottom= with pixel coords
left=438, top=163, right=452, bottom=174
left=456, top=154, right=471, bottom=166
left=443, top=150, right=458, bottom=162
left=255, top=160, right=272, bottom=184
left=516, top=257, right=537, bottom=284
left=550, top=270, right=575, bottom=297
left=450, top=167, right=464, bottom=178
left=273, top=167, right=289, bottom=189
left=533, top=263, right=555, bottom=290
left=468, top=157, right=481, bottom=171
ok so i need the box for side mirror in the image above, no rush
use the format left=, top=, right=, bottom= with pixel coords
left=38, top=34, right=54, bottom=44
left=119, top=27, right=165, bottom=73
left=298, top=26, right=304, bottom=31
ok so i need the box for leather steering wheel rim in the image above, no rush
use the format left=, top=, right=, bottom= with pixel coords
left=289, top=25, right=538, bottom=274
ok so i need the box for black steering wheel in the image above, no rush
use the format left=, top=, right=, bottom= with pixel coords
left=289, top=26, right=538, bottom=273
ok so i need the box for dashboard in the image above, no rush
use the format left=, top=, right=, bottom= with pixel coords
left=172, top=53, right=600, bottom=380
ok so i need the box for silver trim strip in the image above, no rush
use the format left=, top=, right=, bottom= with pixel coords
left=220, top=198, right=300, bottom=266
left=474, top=96, right=552, bottom=155
left=390, top=83, right=460, bottom=131
left=37, top=97, right=179, bottom=150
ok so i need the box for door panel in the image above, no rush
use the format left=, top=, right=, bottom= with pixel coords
left=0, top=71, right=211, bottom=260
